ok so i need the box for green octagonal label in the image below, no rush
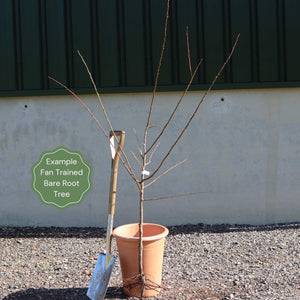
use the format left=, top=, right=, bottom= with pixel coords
left=32, top=146, right=92, bottom=209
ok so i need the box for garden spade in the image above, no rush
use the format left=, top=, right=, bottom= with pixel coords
left=87, top=130, right=125, bottom=300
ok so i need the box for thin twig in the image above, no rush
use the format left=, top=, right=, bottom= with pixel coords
left=48, top=77, right=108, bottom=139
left=144, top=191, right=212, bottom=201
left=144, top=159, right=187, bottom=189
left=145, top=142, right=160, bottom=166
left=132, top=128, right=143, bottom=157
left=186, top=26, right=193, bottom=77
left=144, top=34, right=240, bottom=182
left=130, top=150, right=143, bottom=168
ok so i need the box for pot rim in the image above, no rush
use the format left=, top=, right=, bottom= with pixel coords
left=112, top=223, right=169, bottom=242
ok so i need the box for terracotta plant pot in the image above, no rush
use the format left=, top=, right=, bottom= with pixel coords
left=112, top=223, right=169, bottom=297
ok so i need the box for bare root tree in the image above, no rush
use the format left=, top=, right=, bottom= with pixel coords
left=49, top=0, right=239, bottom=298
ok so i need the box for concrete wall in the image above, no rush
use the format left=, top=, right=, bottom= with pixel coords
left=0, top=88, right=299, bottom=227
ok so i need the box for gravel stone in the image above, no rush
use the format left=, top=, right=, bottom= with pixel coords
left=0, top=223, right=299, bottom=299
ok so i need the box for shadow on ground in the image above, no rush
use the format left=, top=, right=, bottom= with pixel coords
left=0, top=227, right=107, bottom=239
left=1, top=222, right=299, bottom=239
left=168, top=222, right=300, bottom=235
left=2, top=287, right=127, bottom=300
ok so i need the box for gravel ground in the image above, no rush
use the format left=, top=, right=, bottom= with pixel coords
left=0, top=223, right=299, bottom=300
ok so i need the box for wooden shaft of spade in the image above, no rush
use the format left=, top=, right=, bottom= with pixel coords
left=106, top=130, right=125, bottom=258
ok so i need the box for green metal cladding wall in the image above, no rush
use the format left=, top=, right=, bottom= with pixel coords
left=1, top=0, right=300, bottom=96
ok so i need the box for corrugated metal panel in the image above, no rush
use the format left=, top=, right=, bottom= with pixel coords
left=0, top=0, right=16, bottom=91
left=1, top=0, right=300, bottom=96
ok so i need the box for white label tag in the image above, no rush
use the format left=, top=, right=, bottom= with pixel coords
left=141, top=170, right=150, bottom=176
left=110, top=136, right=116, bottom=159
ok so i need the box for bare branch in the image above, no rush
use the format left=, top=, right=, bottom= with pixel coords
left=144, top=191, right=212, bottom=201
left=143, top=0, right=170, bottom=152
left=77, top=51, right=138, bottom=187
left=48, top=76, right=142, bottom=192
left=77, top=51, right=114, bottom=134
left=146, top=58, right=203, bottom=155
left=144, top=34, right=240, bottom=182
left=144, top=159, right=187, bottom=189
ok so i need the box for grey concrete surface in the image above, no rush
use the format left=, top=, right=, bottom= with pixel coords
left=0, top=89, right=299, bottom=227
